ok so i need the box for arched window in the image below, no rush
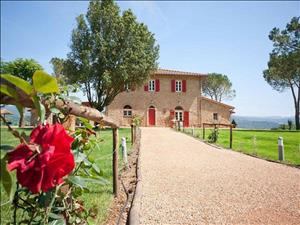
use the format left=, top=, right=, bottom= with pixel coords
left=123, top=105, right=132, bottom=117
left=175, top=106, right=183, bottom=121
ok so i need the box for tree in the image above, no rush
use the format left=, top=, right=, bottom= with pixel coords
left=263, top=17, right=300, bottom=130
left=1, top=58, right=43, bottom=82
left=63, top=0, right=159, bottom=111
left=1, top=58, right=43, bottom=127
left=202, top=73, right=236, bottom=102
left=50, top=57, right=65, bottom=84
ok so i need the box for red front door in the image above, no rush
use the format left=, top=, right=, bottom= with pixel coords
left=148, top=107, right=155, bottom=126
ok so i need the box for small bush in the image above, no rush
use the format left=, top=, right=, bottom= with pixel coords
left=208, top=128, right=219, bottom=143
left=132, top=114, right=142, bottom=127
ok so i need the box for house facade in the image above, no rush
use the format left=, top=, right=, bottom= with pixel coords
left=106, top=69, right=234, bottom=127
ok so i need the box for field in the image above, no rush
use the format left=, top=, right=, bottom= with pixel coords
left=0, top=127, right=131, bottom=224
left=183, top=128, right=300, bottom=166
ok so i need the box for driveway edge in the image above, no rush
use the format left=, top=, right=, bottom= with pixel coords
left=128, top=128, right=142, bottom=225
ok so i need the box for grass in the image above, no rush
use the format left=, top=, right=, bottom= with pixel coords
left=183, top=128, right=300, bottom=166
left=0, top=127, right=131, bottom=224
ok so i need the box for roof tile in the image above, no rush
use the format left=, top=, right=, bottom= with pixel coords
left=153, top=68, right=207, bottom=77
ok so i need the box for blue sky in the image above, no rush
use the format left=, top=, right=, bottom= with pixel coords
left=1, top=1, right=299, bottom=117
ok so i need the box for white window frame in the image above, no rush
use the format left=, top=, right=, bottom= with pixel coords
left=175, top=80, right=182, bottom=92
left=123, top=106, right=132, bottom=118
left=148, top=80, right=155, bottom=92
left=175, top=110, right=183, bottom=121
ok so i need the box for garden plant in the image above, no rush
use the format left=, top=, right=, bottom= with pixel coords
left=0, top=71, right=107, bottom=224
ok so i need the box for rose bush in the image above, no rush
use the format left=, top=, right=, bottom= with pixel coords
left=7, top=123, right=75, bottom=193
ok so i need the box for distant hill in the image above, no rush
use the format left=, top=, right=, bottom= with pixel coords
left=232, top=115, right=294, bottom=129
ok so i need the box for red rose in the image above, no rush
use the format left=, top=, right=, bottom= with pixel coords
left=7, top=124, right=75, bottom=193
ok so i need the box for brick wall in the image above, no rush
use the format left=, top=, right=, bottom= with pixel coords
left=106, top=75, right=202, bottom=127
left=200, top=97, right=233, bottom=125
left=106, top=75, right=234, bottom=127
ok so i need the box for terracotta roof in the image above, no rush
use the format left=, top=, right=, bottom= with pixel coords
left=201, top=96, right=235, bottom=109
left=153, top=68, right=207, bottom=77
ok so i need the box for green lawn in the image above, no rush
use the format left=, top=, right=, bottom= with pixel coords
left=0, top=127, right=131, bottom=224
left=183, top=128, right=300, bottom=166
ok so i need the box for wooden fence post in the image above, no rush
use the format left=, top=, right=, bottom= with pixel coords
left=230, top=125, right=233, bottom=149
left=112, top=128, right=119, bottom=197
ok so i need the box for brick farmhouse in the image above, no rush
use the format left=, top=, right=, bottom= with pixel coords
left=106, top=69, right=235, bottom=127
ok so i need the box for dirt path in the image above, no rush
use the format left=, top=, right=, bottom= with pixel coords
left=139, top=128, right=300, bottom=225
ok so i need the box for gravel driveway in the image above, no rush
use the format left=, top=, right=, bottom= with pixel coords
left=139, top=128, right=300, bottom=225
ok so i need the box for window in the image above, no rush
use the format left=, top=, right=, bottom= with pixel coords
left=123, top=105, right=132, bottom=117
left=149, top=80, right=155, bottom=91
left=175, top=80, right=182, bottom=92
left=175, top=106, right=183, bottom=121
left=213, top=113, right=218, bottom=121
left=175, top=111, right=183, bottom=121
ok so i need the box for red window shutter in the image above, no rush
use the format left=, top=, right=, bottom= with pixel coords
left=170, top=110, right=175, bottom=128
left=184, top=111, right=189, bottom=127
left=144, top=84, right=148, bottom=91
left=155, top=79, right=160, bottom=92
left=182, top=80, right=186, bottom=92
left=171, top=80, right=175, bottom=92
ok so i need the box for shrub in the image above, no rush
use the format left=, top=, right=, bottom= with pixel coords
left=208, top=128, right=219, bottom=143
left=132, top=114, right=142, bottom=127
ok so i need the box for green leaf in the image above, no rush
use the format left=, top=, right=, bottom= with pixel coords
left=0, top=155, right=13, bottom=198
left=32, top=95, right=45, bottom=123
left=91, top=163, right=101, bottom=176
left=49, top=213, right=65, bottom=220
left=0, top=84, right=18, bottom=98
left=67, top=176, right=109, bottom=189
left=50, top=107, right=60, bottom=114
left=74, top=152, right=87, bottom=163
left=67, top=176, right=87, bottom=189
left=83, top=157, right=92, bottom=166
left=78, top=117, right=93, bottom=129
left=38, top=191, right=53, bottom=207
left=0, top=74, right=33, bottom=95
left=32, top=70, right=59, bottom=94
left=0, top=145, right=14, bottom=152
